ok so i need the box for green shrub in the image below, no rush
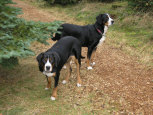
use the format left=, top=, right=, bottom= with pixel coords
left=44, top=0, right=125, bottom=5
left=84, top=0, right=125, bottom=2
left=0, top=0, right=62, bottom=68
left=98, top=0, right=115, bottom=2
left=46, top=0, right=80, bottom=5
left=127, top=0, right=153, bottom=12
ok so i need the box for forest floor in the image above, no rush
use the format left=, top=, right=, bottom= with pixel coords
left=0, top=0, right=153, bottom=114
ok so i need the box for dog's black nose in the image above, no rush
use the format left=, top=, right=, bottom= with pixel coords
left=46, top=66, right=50, bottom=71
left=111, top=20, right=114, bottom=24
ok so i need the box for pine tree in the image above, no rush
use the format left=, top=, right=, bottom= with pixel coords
left=0, top=0, right=62, bottom=68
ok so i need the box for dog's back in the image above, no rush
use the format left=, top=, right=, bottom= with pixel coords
left=52, top=23, right=96, bottom=46
left=52, top=24, right=83, bottom=41
left=48, top=36, right=82, bottom=66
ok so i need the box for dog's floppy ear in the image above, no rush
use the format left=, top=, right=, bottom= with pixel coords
left=96, top=14, right=103, bottom=25
left=52, top=52, right=60, bottom=67
left=36, top=52, right=44, bottom=63
left=96, top=14, right=108, bottom=25
left=36, top=52, right=44, bottom=72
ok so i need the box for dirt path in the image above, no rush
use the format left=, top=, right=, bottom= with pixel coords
left=12, top=0, right=153, bottom=114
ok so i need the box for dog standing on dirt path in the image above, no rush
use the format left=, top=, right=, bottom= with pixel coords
left=52, top=13, right=114, bottom=70
left=36, top=36, right=83, bottom=100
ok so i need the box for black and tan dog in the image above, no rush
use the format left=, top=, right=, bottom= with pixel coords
left=36, top=36, right=82, bottom=100
left=52, top=14, right=114, bottom=70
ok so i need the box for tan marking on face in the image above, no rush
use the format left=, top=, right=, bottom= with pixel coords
left=105, top=22, right=109, bottom=26
left=49, top=57, right=52, bottom=62
left=45, top=57, right=48, bottom=62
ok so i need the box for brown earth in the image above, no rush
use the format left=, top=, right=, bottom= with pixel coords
left=12, top=0, right=153, bottom=114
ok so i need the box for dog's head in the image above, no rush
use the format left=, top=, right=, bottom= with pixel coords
left=36, top=52, right=60, bottom=73
left=96, top=13, right=114, bottom=26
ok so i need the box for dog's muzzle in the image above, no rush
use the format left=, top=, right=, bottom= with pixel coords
left=46, top=66, right=51, bottom=71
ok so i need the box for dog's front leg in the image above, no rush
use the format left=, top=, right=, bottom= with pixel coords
left=87, top=48, right=94, bottom=70
left=90, top=47, right=97, bottom=66
left=45, top=76, right=51, bottom=90
left=51, top=72, right=60, bottom=101
left=87, top=43, right=98, bottom=70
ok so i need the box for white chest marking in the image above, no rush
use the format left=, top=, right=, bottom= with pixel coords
left=43, top=72, right=54, bottom=77
left=98, top=26, right=108, bottom=46
left=107, top=13, right=114, bottom=26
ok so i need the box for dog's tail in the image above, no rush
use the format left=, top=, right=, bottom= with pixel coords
left=51, top=28, right=62, bottom=41
left=52, top=33, right=60, bottom=41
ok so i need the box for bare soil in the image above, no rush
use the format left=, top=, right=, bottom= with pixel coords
left=11, top=0, right=153, bottom=114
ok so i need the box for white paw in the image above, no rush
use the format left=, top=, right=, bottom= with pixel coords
left=50, top=96, right=56, bottom=101
left=62, top=80, right=67, bottom=84
left=63, top=65, right=66, bottom=69
left=45, top=87, right=49, bottom=90
left=91, top=62, right=96, bottom=66
left=70, top=60, right=73, bottom=64
left=87, top=66, right=93, bottom=70
left=77, top=83, right=82, bottom=87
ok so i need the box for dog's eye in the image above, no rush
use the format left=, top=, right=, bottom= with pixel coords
left=44, top=58, right=48, bottom=61
left=49, top=58, right=52, bottom=62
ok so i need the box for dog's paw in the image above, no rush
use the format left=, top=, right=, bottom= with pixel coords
left=91, top=62, right=96, bottom=66
left=62, top=80, right=67, bottom=84
left=70, top=60, right=73, bottom=64
left=77, top=83, right=82, bottom=87
left=50, top=96, right=56, bottom=101
left=87, top=66, right=93, bottom=70
left=63, top=65, right=67, bottom=69
left=45, top=87, right=49, bottom=90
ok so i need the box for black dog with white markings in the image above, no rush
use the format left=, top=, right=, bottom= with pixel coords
left=36, top=36, right=82, bottom=100
left=52, top=14, right=114, bottom=70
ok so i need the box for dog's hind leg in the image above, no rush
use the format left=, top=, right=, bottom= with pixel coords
left=62, top=57, right=72, bottom=84
left=72, top=44, right=82, bottom=87
left=74, top=57, right=82, bottom=87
